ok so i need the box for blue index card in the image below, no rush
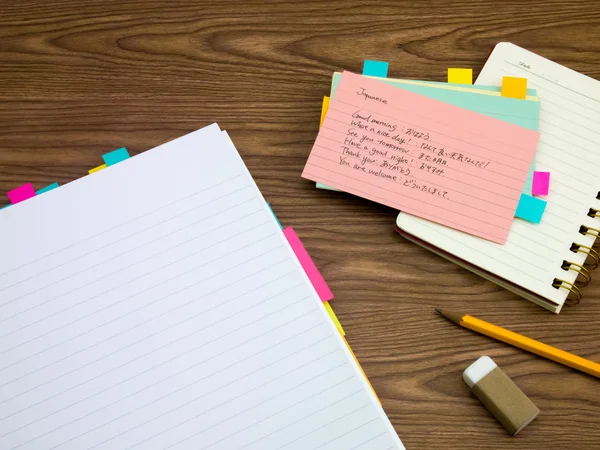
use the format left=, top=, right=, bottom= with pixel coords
left=102, top=147, right=130, bottom=166
left=362, top=60, right=388, bottom=78
left=266, top=203, right=283, bottom=230
left=36, top=182, right=59, bottom=195
left=515, top=193, right=547, bottom=224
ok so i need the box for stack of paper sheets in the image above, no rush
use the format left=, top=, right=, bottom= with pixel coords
left=0, top=124, right=405, bottom=449
left=303, top=67, right=544, bottom=244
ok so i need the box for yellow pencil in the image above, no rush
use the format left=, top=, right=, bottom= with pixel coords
left=436, top=309, right=600, bottom=379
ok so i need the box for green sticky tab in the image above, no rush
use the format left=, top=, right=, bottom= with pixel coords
left=102, top=147, right=130, bottom=166
left=36, top=182, right=59, bottom=195
left=515, top=194, right=547, bottom=224
left=362, top=60, right=388, bottom=77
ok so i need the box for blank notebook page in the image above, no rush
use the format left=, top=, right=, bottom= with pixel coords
left=397, top=43, right=600, bottom=311
left=0, top=124, right=403, bottom=450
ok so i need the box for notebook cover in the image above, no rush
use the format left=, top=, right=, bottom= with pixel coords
left=393, top=226, right=561, bottom=313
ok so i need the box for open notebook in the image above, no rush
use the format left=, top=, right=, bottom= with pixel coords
left=396, top=43, right=600, bottom=313
left=0, top=124, right=404, bottom=449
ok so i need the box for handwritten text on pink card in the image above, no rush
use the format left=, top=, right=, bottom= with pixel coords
left=302, top=71, right=540, bottom=244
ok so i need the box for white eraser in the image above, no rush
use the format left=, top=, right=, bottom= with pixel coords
left=463, top=356, right=497, bottom=388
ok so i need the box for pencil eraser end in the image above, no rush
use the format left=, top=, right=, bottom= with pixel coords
left=464, top=356, right=540, bottom=435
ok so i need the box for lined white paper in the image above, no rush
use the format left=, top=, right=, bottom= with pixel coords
left=397, top=43, right=600, bottom=312
left=0, top=124, right=403, bottom=450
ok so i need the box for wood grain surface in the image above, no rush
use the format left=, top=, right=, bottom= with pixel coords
left=1, top=1, right=599, bottom=448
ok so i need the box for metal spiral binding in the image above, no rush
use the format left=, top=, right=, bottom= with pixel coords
left=561, top=261, right=592, bottom=286
left=579, top=226, right=600, bottom=250
left=552, top=278, right=582, bottom=305
left=558, top=201, right=600, bottom=304
left=570, top=243, right=600, bottom=269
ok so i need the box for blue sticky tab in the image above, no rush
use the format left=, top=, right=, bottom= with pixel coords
left=266, top=203, right=283, bottom=230
left=515, top=193, right=547, bottom=223
left=36, top=182, right=59, bottom=195
left=102, top=147, right=130, bottom=166
left=363, top=60, right=389, bottom=78
left=1, top=205, right=11, bottom=210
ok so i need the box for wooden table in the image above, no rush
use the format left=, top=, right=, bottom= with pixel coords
left=1, top=1, right=599, bottom=448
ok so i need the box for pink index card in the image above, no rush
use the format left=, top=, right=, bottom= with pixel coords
left=7, top=183, right=36, bottom=204
left=302, top=71, right=540, bottom=244
left=532, top=171, right=550, bottom=196
left=283, top=227, right=334, bottom=302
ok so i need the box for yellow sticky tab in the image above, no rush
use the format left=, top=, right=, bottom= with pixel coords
left=324, top=302, right=345, bottom=336
left=447, top=68, right=472, bottom=84
left=343, top=336, right=381, bottom=405
left=501, top=76, right=528, bottom=99
left=319, top=96, right=330, bottom=128
left=88, top=164, right=107, bottom=174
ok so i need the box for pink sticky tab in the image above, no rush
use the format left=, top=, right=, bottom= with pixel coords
left=532, top=171, right=550, bottom=196
left=7, top=183, right=36, bottom=204
left=283, top=227, right=334, bottom=302
left=301, top=71, right=541, bottom=244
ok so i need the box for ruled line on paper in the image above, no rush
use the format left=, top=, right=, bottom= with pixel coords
left=410, top=220, right=553, bottom=282
left=312, top=144, right=524, bottom=201
left=332, top=97, right=539, bottom=155
left=0, top=229, right=280, bottom=339
left=347, top=432, right=388, bottom=450
left=305, top=166, right=514, bottom=228
left=311, top=417, right=381, bottom=450
left=540, top=112, right=600, bottom=145
left=0, top=201, right=265, bottom=308
left=0, top=277, right=305, bottom=400
left=37, top=350, right=345, bottom=450
left=199, top=380, right=359, bottom=450
left=321, top=107, right=527, bottom=165
left=538, top=134, right=600, bottom=169
left=535, top=143, right=598, bottom=179
left=3, top=308, right=326, bottom=439
left=317, top=129, right=526, bottom=186
left=0, top=251, right=288, bottom=377
left=504, top=60, right=600, bottom=106
left=307, top=171, right=505, bottom=242
left=276, top=406, right=373, bottom=450
left=0, top=190, right=261, bottom=299
left=0, top=174, right=249, bottom=280
left=131, top=373, right=359, bottom=449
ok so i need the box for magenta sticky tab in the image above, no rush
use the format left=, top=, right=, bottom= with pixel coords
left=532, top=171, right=550, bottom=196
left=7, top=183, right=36, bottom=204
left=283, top=227, right=334, bottom=302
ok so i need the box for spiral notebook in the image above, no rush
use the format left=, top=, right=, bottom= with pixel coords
left=396, top=43, right=600, bottom=313
left=0, top=124, right=404, bottom=449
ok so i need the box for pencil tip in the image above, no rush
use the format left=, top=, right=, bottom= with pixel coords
left=435, top=308, right=442, bottom=314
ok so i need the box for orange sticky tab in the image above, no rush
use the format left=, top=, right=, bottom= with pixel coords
left=319, top=96, right=330, bottom=128
left=501, top=76, right=528, bottom=99
left=447, top=68, right=472, bottom=84
left=342, top=336, right=381, bottom=405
